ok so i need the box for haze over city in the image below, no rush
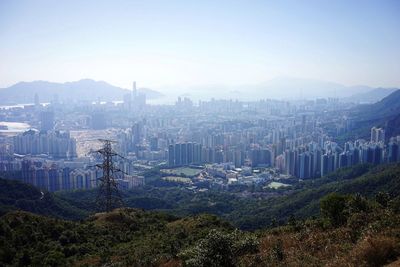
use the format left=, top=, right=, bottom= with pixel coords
left=1, top=1, right=400, bottom=266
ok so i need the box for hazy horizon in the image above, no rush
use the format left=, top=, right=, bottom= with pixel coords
left=0, top=75, right=394, bottom=90
left=2, top=76, right=398, bottom=104
left=1, top=0, right=399, bottom=91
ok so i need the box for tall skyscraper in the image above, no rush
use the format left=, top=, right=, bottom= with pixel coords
left=132, top=122, right=142, bottom=145
left=34, top=93, right=40, bottom=107
left=174, top=143, right=181, bottom=166
left=371, top=127, right=385, bottom=143
left=301, top=114, right=306, bottom=133
left=150, top=137, right=158, bottom=151
left=132, top=81, right=137, bottom=99
left=40, top=111, right=54, bottom=131
left=388, top=142, right=399, bottom=163
left=181, top=143, right=188, bottom=165
left=91, top=112, right=106, bottom=129
left=131, top=81, right=146, bottom=110
left=123, top=93, right=132, bottom=111
left=168, top=144, right=175, bottom=167
left=299, top=152, right=311, bottom=179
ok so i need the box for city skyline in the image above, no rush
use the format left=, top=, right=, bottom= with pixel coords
left=2, top=1, right=400, bottom=264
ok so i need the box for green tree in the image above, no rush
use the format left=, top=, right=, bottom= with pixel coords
left=180, top=229, right=258, bottom=267
left=181, top=229, right=235, bottom=267
left=320, top=193, right=348, bottom=226
left=347, top=193, right=370, bottom=214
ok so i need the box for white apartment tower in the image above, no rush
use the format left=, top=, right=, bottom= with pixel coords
left=132, top=81, right=137, bottom=99
left=371, top=127, right=385, bottom=143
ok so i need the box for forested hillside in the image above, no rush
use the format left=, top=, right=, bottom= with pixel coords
left=55, top=163, right=400, bottom=230
left=0, top=178, right=88, bottom=220
left=1, top=191, right=400, bottom=266
left=2, top=163, right=400, bottom=230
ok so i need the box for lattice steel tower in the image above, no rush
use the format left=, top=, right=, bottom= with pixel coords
left=95, top=139, right=123, bottom=212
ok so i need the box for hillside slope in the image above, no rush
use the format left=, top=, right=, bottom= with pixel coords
left=55, top=163, right=400, bottom=230
left=342, top=89, right=400, bottom=140
left=1, top=193, right=400, bottom=266
left=342, top=87, right=398, bottom=103
left=0, top=178, right=88, bottom=220
left=1, top=164, right=400, bottom=265
left=230, top=163, right=400, bottom=229
left=0, top=208, right=235, bottom=266
left=2, top=163, right=400, bottom=231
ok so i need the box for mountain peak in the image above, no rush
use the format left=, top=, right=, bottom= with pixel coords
left=75, top=78, right=97, bottom=83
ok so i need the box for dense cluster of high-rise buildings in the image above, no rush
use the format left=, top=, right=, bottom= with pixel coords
left=0, top=158, right=144, bottom=192
left=1, top=85, right=399, bottom=192
left=13, top=130, right=77, bottom=159
left=164, top=133, right=399, bottom=180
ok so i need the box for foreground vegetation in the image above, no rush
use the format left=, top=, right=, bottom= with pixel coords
left=1, top=163, right=400, bottom=266
left=1, top=191, right=400, bottom=266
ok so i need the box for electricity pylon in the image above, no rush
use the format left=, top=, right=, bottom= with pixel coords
left=95, top=139, right=124, bottom=212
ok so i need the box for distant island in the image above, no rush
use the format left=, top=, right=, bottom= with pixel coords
left=0, top=79, right=164, bottom=104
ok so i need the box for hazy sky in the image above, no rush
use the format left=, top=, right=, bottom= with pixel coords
left=0, top=0, right=399, bottom=90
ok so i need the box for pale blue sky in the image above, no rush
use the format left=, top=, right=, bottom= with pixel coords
left=0, top=0, right=399, bottom=90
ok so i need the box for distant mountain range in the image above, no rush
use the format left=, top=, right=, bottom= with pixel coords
left=0, top=79, right=164, bottom=104
left=167, top=77, right=399, bottom=102
left=246, top=77, right=399, bottom=101
left=1, top=77, right=398, bottom=104
left=251, top=77, right=370, bottom=99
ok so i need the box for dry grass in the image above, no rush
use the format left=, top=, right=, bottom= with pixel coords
left=341, top=235, right=400, bottom=267
left=158, top=258, right=182, bottom=267
left=254, top=221, right=400, bottom=267
left=257, top=226, right=356, bottom=266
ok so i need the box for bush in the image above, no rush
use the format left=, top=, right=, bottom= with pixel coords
left=351, top=236, right=400, bottom=267
left=179, top=229, right=259, bottom=267
left=320, top=193, right=348, bottom=227
left=180, top=229, right=235, bottom=267
left=44, top=251, right=66, bottom=266
left=347, top=194, right=370, bottom=214
left=271, top=239, right=284, bottom=262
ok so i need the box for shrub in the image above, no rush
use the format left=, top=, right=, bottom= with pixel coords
left=347, top=193, right=370, bottom=214
left=179, top=229, right=259, bottom=267
left=271, top=239, right=284, bottom=262
left=179, top=229, right=235, bottom=267
left=351, top=236, right=400, bottom=267
left=320, top=193, right=348, bottom=227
